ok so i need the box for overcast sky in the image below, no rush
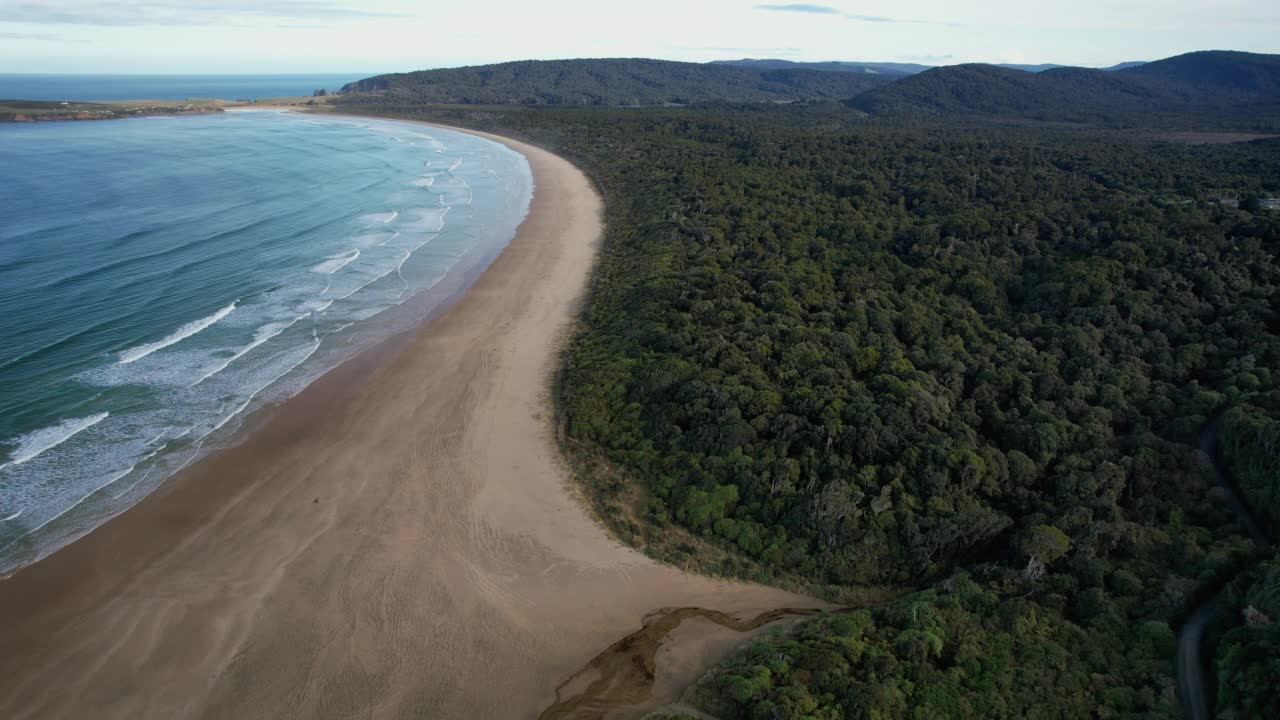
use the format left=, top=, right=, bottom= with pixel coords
left=1, top=0, right=1277, bottom=74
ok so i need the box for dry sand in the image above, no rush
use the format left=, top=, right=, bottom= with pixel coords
left=0, top=124, right=824, bottom=720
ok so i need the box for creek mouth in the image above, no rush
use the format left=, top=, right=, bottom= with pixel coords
left=538, top=606, right=829, bottom=720
left=543, top=414, right=1272, bottom=720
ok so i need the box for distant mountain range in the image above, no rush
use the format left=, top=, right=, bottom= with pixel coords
left=1105, top=61, right=1149, bottom=71
left=711, top=59, right=1148, bottom=75
left=338, top=58, right=896, bottom=106
left=847, top=51, right=1280, bottom=128
left=707, top=59, right=929, bottom=77
left=340, top=51, right=1278, bottom=129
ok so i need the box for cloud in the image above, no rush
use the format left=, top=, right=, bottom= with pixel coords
left=998, top=48, right=1028, bottom=64
left=844, top=14, right=897, bottom=23
left=754, top=3, right=957, bottom=26
left=0, top=30, right=87, bottom=42
left=897, top=54, right=954, bottom=63
left=1, top=1, right=402, bottom=26
left=754, top=3, right=841, bottom=14
left=686, top=46, right=804, bottom=54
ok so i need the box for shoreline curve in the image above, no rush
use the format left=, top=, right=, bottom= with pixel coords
left=0, top=120, right=825, bottom=720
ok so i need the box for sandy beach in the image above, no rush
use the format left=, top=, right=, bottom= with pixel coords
left=0, top=123, right=824, bottom=719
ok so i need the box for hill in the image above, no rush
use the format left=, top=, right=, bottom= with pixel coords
left=849, top=51, right=1280, bottom=129
left=715, top=59, right=1146, bottom=75
left=709, top=58, right=928, bottom=76
left=995, top=63, right=1066, bottom=72
left=338, top=58, right=895, bottom=105
left=1123, top=50, right=1280, bottom=95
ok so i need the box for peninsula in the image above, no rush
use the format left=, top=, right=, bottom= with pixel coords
left=0, top=99, right=227, bottom=122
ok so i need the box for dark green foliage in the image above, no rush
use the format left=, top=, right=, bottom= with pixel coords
left=710, top=59, right=929, bottom=77
left=849, top=51, right=1280, bottom=130
left=695, top=578, right=1181, bottom=719
left=338, top=58, right=893, bottom=106
left=1223, top=405, right=1280, bottom=531
left=1125, top=51, right=1280, bottom=95
left=341, top=101, right=1280, bottom=717
left=1215, top=554, right=1280, bottom=720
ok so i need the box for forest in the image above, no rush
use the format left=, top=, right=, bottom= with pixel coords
left=336, top=58, right=893, bottom=106
left=334, top=99, right=1280, bottom=718
left=849, top=53, right=1280, bottom=131
left=341, top=51, right=1280, bottom=130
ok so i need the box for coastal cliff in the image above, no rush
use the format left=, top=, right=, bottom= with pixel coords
left=338, top=77, right=391, bottom=94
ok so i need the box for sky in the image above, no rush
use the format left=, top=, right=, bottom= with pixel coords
left=0, top=0, right=1277, bottom=74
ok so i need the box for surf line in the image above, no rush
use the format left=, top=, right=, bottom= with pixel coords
left=118, top=302, right=238, bottom=364
left=0, top=412, right=110, bottom=471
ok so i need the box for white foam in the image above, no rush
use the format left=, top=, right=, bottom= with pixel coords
left=1, top=412, right=109, bottom=469
left=361, top=211, right=398, bottom=224
left=309, top=249, right=360, bottom=275
left=190, top=314, right=308, bottom=387
left=353, top=232, right=395, bottom=248
left=394, top=237, right=435, bottom=294
left=336, top=236, right=434, bottom=301
left=143, top=429, right=169, bottom=446
left=412, top=206, right=451, bottom=233
left=0, top=116, right=536, bottom=574
left=110, top=465, right=156, bottom=501
left=194, top=332, right=321, bottom=445
left=27, top=449, right=161, bottom=535
left=118, top=302, right=237, bottom=364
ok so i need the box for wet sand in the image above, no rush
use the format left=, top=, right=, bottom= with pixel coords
left=0, top=124, right=824, bottom=719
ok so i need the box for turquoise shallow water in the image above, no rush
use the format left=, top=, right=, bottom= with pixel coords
left=0, top=110, right=532, bottom=572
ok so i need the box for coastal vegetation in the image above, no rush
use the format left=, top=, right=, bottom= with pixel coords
left=337, top=58, right=895, bottom=105
left=7, top=10, right=1279, bottom=716
left=337, top=95, right=1280, bottom=717
left=0, top=99, right=225, bottom=123
left=1213, top=552, right=1280, bottom=719
left=342, top=51, right=1280, bottom=130
left=1223, top=405, right=1280, bottom=529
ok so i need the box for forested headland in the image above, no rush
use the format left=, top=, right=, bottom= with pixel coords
left=336, top=88, right=1280, bottom=718
left=337, top=58, right=894, bottom=106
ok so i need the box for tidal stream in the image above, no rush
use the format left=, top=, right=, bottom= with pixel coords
left=538, top=606, right=829, bottom=720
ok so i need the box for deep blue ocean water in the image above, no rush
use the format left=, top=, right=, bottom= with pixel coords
left=0, top=110, right=532, bottom=572
left=0, top=74, right=368, bottom=101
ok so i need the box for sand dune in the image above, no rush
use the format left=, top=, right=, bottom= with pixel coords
left=0, top=125, right=823, bottom=720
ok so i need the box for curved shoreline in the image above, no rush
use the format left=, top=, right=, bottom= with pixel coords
left=0, top=123, right=823, bottom=719
left=0, top=113, right=533, bottom=577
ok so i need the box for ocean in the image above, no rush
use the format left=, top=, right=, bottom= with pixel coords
left=0, top=74, right=369, bottom=102
left=0, top=110, right=532, bottom=573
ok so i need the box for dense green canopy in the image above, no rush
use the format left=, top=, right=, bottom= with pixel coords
left=338, top=59, right=893, bottom=106
left=341, top=101, right=1280, bottom=718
